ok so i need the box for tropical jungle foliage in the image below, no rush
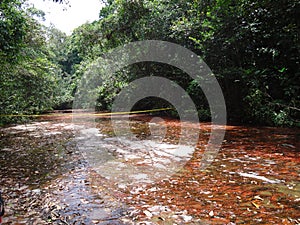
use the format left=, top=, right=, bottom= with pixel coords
left=0, top=0, right=299, bottom=126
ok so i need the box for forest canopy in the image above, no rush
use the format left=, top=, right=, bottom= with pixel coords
left=0, top=0, right=299, bottom=126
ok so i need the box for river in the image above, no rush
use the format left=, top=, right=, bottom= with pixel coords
left=0, top=113, right=299, bottom=224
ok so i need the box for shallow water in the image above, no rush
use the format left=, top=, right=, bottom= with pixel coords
left=0, top=114, right=299, bottom=224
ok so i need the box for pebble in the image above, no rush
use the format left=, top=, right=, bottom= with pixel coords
left=143, top=210, right=153, bottom=218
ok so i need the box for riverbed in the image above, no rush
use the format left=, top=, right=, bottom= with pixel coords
left=0, top=113, right=299, bottom=224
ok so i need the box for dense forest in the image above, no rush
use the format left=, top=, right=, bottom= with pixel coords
left=1, top=0, right=299, bottom=126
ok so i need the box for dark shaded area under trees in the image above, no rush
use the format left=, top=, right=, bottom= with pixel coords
left=1, top=0, right=299, bottom=126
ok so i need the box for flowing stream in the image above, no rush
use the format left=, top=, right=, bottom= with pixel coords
left=0, top=113, right=299, bottom=224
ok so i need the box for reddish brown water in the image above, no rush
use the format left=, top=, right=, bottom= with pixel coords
left=0, top=113, right=299, bottom=224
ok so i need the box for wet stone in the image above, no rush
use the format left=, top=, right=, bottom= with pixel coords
left=258, top=191, right=273, bottom=197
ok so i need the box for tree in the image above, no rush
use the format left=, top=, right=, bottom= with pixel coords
left=199, top=0, right=300, bottom=125
left=4, top=0, right=296, bottom=126
left=0, top=1, right=65, bottom=124
left=0, top=0, right=29, bottom=61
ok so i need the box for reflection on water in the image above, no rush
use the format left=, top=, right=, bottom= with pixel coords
left=77, top=117, right=198, bottom=186
left=0, top=114, right=299, bottom=224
